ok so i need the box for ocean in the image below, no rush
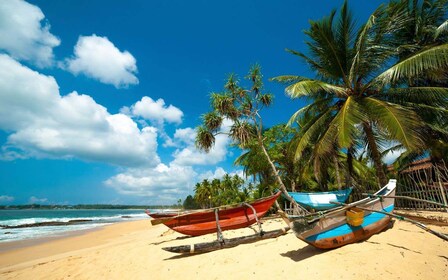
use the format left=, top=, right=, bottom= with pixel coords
left=0, top=209, right=155, bottom=243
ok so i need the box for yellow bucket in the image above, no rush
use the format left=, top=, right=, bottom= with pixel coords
left=346, top=208, right=364, bottom=226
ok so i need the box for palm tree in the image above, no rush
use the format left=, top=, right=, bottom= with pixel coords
left=194, top=180, right=213, bottom=208
left=273, top=0, right=448, bottom=187
left=196, top=65, right=308, bottom=214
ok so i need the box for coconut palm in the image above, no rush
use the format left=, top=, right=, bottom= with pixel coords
left=194, top=180, right=213, bottom=208
left=273, top=0, right=448, bottom=186
left=196, top=65, right=308, bottom=214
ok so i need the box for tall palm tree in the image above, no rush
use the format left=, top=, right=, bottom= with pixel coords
left=273, top=0, right=448, bottom=186
left=196, top=65, right=308, bottom=214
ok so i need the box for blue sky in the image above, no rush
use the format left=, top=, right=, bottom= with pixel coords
left=0, top=0, right=386, bottom=205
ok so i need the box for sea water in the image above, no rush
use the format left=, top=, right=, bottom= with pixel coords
left=0, top=209, right=152, bottom=243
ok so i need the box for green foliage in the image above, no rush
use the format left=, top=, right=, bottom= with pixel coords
left=274, top=0, right=448, bottom=186
left=196, top=65, right=274, bottom=152
left=192, top=174, right=255, bottom=208
left=183, top=195, right=199, bottom=210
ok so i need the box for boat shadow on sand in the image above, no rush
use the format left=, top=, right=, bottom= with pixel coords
left=280, top=245, right=326, bottom=262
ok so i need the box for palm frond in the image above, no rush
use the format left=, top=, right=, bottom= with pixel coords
left=373, top=43, right=448, bottom=86
left=195, top=126, right=215, bottom=152
left=334, top=96, right=365, bottom=147
left=380, top=87, right=448, bottom=107
left=292, top=106, right=337, bottom=160
left=284, top=49, right=331, bottom=77
left=349, top=11, right=377, bottom=83
left=270, top=75, right=307, bottom=84
left=203, top=112, right=223, bottom=131
left=285, top=80, right=347, bottom=98
left=362, top=97, right=425, bottom=150
left=229, top=121, right=256, bottom=148
left=435, top=19, right=448, bottom=38
left=286, top=97, right=334, bottom=127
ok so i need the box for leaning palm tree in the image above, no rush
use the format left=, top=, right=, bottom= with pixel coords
left=273, top=0, right=448, bottom=187
left=196, top=65, right=308, bottom=214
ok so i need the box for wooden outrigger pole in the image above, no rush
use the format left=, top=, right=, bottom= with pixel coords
left=362, top=193, right=448, bottom=208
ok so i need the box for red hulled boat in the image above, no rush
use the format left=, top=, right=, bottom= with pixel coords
left=149, top=192, right=281, bottom=236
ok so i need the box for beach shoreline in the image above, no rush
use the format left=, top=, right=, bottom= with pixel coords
left=0, top=212, right=447, bottom=279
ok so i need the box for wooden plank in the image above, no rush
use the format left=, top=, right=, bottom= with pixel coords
left=162, top=227, right=290, bottom=254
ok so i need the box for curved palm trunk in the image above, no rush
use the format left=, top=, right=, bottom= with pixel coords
left=333, top=154, right=343, bottom=190
left=345, top=146, right=354, bottom=188
left=363, top=122, right=388, bottom=187
left=258, top=141, right=309, bottom=215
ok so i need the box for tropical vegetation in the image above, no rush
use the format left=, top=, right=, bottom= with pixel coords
left=180, top=0, right=448, bottom=209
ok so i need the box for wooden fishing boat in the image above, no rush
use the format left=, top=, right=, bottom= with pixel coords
left=151, top=191, right=281, bottom=236
left=288, top=179, right=396, bottom=249
left=288, top=187, right=353, bottom=211
left=145, top=210, right=178, bottom=219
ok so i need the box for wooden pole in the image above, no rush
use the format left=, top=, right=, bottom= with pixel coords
left=435, top=165, right=448, bottom=213
left=362, top=194, right=448, bottom=208
left=162, top=227, right=290, bottom=254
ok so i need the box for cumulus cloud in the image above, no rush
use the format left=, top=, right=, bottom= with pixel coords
left=0, top=0, right=60, bottom=67
left=105, top=163, right=197, bottom=200
left=29, top=196, right=48, bottom=204
left=0, top=54, right=159, bottom=166
left=198, top=167, right=245, bottom=181
left=0, top=195, right=14, bottom=203
left=122, top=96, right=183, bottom=126
left=172, top=119, right=233, bottom=166
left=64, top=35, right=138, bottom=88
left=105, top=122, right=235, bottom=202
left=172, top=134, right=229, bottom=166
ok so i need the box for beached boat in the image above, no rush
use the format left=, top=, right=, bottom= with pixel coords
left=150, top=191, right=281, bottom=236
left=288, top=187, right=353, bottom=211
left=145, top=210, right=178, bottom=219
left=288, top=179, right=396, bottom=249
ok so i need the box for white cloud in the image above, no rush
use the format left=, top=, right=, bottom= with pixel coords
left=105, top=163, right=197, bottom=200
left=0, top=195, right=14, bottom=203
left=104, top=122, right=236, bottom=202
left=123, top=96, right=183, bottom=125
left=0, top=0, right=60, bottom=67
left=383, top=148, right=406, bottom=165
left=0, top=54, right=159, bottom=166
left=172, top=120, right=232, bottom=166
left=198, top=167, right=245, bottom=181
left=29, top=196, right=48, bottom=204
left=173, top=128, right=196, bottom=145
left=64, top=35, right=138, bottom=88
left=172, top=134, right=229, bottom=166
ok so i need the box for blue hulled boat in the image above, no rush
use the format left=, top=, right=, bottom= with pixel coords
left=288, top=187, right=353, bottom=211
left=287, top=179, right=396, bottom=249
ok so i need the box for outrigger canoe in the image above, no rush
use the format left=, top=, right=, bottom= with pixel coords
left=145, top=210, right=178, bottom=219
left=288, top=187, right=353, bottom=211
left=150, top=191, right=281, bottom=236
left=288, top=179, right=396, bottom=249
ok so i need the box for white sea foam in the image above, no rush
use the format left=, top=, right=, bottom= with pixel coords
left=0, top=213, right=147, bottom=227
left=0, top=211, right=149, bottom=243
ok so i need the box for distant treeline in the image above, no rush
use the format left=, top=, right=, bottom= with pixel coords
left=0, top=204, right=181, bottom=210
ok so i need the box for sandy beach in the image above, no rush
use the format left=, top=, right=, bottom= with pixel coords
left=0, top=212, right=447, bottom=280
